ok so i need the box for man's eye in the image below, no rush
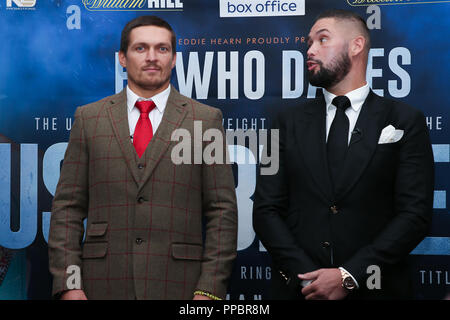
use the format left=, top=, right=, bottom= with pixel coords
left=160, top=47, right=168, bottom=52
left=136, top=46, right=144, bottom=51
left=320, top=37, right=328, bottom=43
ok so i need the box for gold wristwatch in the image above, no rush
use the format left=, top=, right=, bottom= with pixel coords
left=340, top=268, right=356, bottom=291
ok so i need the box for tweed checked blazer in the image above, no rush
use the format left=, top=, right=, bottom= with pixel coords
left=48, top=87, right=238, bottom=300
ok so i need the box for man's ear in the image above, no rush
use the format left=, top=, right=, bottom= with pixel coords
left=118, top=51, right=127, bottom=68
left=350, top=35, right=366, bottom=57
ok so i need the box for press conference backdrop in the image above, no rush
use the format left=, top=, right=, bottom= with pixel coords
left=0, top=0, right=449, bottom=300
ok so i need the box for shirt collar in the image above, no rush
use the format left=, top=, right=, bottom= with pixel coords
left=323, top=82, right=370, bottom=113
left=126, top=84, right=171, bottom=114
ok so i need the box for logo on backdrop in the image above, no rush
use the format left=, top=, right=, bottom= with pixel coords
left=219, top=0, right=305, bottom=17
left=81, top=0, right=183, bottom=11
left=6, top=0, right=36, bottom=10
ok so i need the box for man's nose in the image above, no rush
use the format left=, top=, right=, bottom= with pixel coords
left=145, top=48, right=157, bottom=61
left=307, top=43, right=317, bottom=59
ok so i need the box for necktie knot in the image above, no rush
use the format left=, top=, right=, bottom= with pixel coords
left=332, top=96, right=351, bottom=111
left=135, top=100, right=156, bottom=117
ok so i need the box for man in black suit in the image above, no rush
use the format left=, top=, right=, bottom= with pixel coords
left=253, top=9, right=434, bottom=299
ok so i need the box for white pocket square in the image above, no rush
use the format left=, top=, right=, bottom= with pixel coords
left=378, top=125, right=404, bottom=144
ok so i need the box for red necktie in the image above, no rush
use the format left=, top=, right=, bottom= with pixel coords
left=133, top=100, right=156, bottom=158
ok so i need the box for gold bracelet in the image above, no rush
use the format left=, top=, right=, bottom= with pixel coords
left=193, top=290, right=222, bottom=300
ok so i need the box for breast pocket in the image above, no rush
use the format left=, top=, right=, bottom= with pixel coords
left=376, top=143, right=399, bottom=153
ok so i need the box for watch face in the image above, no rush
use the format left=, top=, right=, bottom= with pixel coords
left=343, top=277, right=356, bottom=290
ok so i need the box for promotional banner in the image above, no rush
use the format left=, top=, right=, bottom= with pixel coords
left=0, top=0, right=449, bottom=299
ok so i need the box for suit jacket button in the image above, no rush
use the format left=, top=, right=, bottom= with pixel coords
left=138, top=197, right=145, bottom=203
left=135, top=238, right=144, bottom=245
left=330, top=205, right=338, bottom=214
left=138, top=163, right=145, bottom=169
left=322, top=241, right=330, bottom=248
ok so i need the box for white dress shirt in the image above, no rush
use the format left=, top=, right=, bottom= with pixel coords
left=323, top=82, right=370, bottom=145
left=126, top=84, right=171, bottom=138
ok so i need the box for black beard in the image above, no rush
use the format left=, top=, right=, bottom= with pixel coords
left=308, top=50, right=351, bottom=89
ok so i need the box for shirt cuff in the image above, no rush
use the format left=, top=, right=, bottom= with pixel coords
left=339, top=267, right=360, bottom=289
left=301, top=280, right=312, bottom=287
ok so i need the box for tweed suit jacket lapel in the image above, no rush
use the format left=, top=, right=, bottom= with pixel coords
left=107, top=90, right=141, bottom=187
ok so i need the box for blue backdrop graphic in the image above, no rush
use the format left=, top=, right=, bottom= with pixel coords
left=0, top=0, right=449, bottom=299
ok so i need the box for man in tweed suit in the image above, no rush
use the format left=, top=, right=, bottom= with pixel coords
left=48, top=16, right=238, bottom=300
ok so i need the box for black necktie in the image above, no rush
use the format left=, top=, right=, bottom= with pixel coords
left=327, top=96, right=351, bottom=190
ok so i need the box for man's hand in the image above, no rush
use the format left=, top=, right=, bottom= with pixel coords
left=298, top=268, right=349, bottom=300
left=60, top=290, right=88, bottom=300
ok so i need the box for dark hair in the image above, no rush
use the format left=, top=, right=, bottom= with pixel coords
left=120, top=15, right=176, bottom=55
left=315, top=9, right=371, bottom=52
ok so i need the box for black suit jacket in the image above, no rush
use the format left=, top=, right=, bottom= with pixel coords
left=253, top=91, right=434, bottom=299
